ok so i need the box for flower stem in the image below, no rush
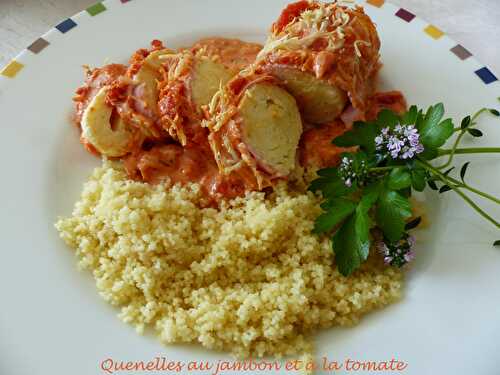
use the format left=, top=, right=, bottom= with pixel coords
left=435, top=129, right=468, bottom=169
left=445, top=175, right=500, bottom=205
left=435, top=107, right=495, bottom=169
left=438, top=147, right=500, bottom=156
left=417, top=160, right=500, bottom=229
left=446, top=185, right=500, bottom=229
left=471, top=107, right=489, bottom=122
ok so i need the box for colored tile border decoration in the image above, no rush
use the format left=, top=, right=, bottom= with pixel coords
left=87, top=2, right=107, bottom=16
left=56, top=18, right=77, bottom=33
left=366, top=0, right=385, bottom=7
left=27, top=38, right=50, bottom=54
left=450, top=44, right=472, bottom=60
left=395, top=8, right=415, bottom=22
left=424, top=25, right=444, bottom=39
left=0, top=61, right=24, bottom=78
left=1, top=0, right=497, bottom=88
left=475, top=67, right=498, bottom=85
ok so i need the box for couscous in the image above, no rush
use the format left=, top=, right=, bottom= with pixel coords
left=56, top=161, right=403, bottom=358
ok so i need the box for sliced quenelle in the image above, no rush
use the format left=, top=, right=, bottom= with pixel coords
left=203, top=72, right=303, bottom=190
left=80, top=86, right=141, bottom=157
left=73, top=63, right=127, bottom=126
left=267, top=66, right=347, bottom=123
left=74, top=41, right=174, bottom=157
left=257, top=0, right=380, bottom=123
left=158, top=51, right=233, bottom=145
left=108, top=41, right=174, bottom=140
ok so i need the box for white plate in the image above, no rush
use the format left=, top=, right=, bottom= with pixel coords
left=1, top=1, right=499, bottom=374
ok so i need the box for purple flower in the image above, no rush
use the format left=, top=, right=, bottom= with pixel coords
left=375, top=124, right=424, bottom=160
left=339, top=155, right=368, bottom=188
left=377, top=234, right=417, bottom=268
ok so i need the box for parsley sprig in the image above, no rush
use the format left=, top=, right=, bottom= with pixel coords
left=310, top=104, right=500, bottom=276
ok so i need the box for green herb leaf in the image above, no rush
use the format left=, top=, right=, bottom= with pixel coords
left=425, top=103, right=445, bottom=125
left=415, top=109, right=425, bottom=129
left=376, top=109, right=400, bottom=128
left=419, top=147, right=439, bottom=160
left=416, top=103, right=453, bottom=149
left=427, top=179, right=439, bottom=191
left=361, top=180, right=384, bottom=209
left=420, top=115, right=455, bottom=150
left=494, top=240, right=500, bottom=247
left=330, top=182, right=383, bottom=276
left=317, top=167, right=339, bottom=178
left=401, top=105, right=418, bottom=125
left=461, top=115, right=471, bottom=129
left=439, top=185, right=453, bottom=194
left=460, top=162, right=470, bottom=182
left=490, top=109, right=500, bottom=117
left=376, top=189, right=413, bottom=242
left=405, top=216, right=422, bottom=230
left=333, top=121, right=380, bottom=154
left=309, top=171, right=355, bottom=198
left=313, top=198, right=357, bottom=234
left=468, top=128, right=483, bottom=137
left=387, top=167, right=412, bottom=190
left=411, top=168, right=427, bottom=192
left=443, top=167, right=455, bottom=177
left=332, top=210, right=370, bottom=276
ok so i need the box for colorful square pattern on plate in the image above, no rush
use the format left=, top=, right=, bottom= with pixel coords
left=450, top=45, right=473, bottom=60
left=56, top=19, right=77, bottom=33
left=1, top=0, right=496, bottom=88
left=0, top=61, right=24, bottom=78
left=87, top=3, right=107, bottom=16
left=395, top=8, right=415, bottom=22
left=475, top=67, right=498, bottom=84
left=27, top=38, right=50, bottom=54
left=424, top=25, right=444, bottom=39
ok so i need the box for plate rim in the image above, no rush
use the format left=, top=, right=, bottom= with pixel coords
left=0, top=0, right=499, bottom=92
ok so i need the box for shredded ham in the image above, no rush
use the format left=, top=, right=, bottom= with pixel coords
left=157, top=51, right=203, bottom=146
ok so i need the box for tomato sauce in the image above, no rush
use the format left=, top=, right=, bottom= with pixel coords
left=74, top=33, right=408, bottom=203
left=190, top=37, right=262, bottom=73
left=123, top=143, right=245, bottom=205
left=73, top=64, right=127, bottom=126
left=300, top=91, right=407, bottom=169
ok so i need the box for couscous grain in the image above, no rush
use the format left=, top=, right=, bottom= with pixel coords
left=55, top=160, right=403, bottom=358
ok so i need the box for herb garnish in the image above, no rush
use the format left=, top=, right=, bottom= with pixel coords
left=310, top=104, right=500, bottom=276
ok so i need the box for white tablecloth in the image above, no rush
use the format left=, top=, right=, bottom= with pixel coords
left=1, top=0, right=499, bottom=74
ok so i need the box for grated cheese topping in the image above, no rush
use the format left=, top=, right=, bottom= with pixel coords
left=256, top=1, right=351, bottom=61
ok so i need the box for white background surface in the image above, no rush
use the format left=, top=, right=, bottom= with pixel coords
left=1, top=0, right=500, bottom=74
left=0, top=1, right=499, bottom=375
